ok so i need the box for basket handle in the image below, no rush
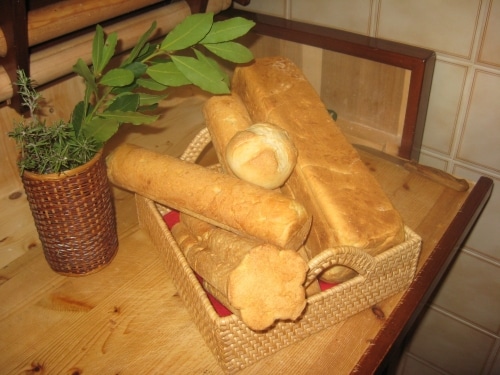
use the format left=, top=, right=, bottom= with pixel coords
left=180, top=128, right=212, bottom=163
left=305, top=246, right=376, bottom=287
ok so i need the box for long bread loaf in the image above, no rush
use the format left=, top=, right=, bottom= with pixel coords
left=106, top=143, right=311, bottom=250
left=203, top=94, right=252, bottom=174
left=181, top=211, right=321, bottom=297
left=171, top=214, right=308, bottom=331
left=204, top=95, right=297, bottom=190
left=232, top=57, right=405, bottom=282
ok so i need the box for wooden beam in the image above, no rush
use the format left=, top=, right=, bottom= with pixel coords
left=0, top=1, right=192, bottom=104
left=185, top=0, right=209, bottom=13
left=0, top=0, right=29, bottom=111
left=0, top=0, right=238, bottom=104
left=0, top=0, right=167, bottom=54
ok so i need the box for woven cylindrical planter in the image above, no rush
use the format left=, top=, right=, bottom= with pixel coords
left=22, top=150, right=118, bottom=276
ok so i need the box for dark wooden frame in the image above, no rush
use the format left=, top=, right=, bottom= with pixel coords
left=220, top=8, right=436, bottom=161
left=0, top=0, right=29, bottom=111
left=0, top=0, right=209, bottom=112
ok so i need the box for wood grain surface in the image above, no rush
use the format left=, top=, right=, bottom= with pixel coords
left=0, top=92, right=492, bottom=374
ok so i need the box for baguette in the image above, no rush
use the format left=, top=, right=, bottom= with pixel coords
left=202, top=279, right=239, bottom=315
left=106, top=143, right=311, bottom=250
left=204, top=95, right=298, bottom=190
left=203, top=94, right=253, bottom=174
left=182, top=211, right=321, bottom=297
left=232, top=57, right=405, bottom=282
left=171, top=215, right=308, bottom=331
left=228, top=244, right=308, bottom=331
left=171, top=221, right=249, bottom=288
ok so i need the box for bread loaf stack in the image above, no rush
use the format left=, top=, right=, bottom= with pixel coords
left=219, top=56, right=404, bottom=282
left=106, top=55, right=406, bottom=330
left=172, top=212, right=308, bottom=331
left=106, top=142, right=311, bottom=330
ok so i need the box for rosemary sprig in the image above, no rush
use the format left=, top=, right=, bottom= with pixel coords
left=9, top=72, right=100, bottom=174
left=15, top=69, right=43, bottom=119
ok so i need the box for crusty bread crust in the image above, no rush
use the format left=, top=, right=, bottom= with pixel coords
left=225, top=122, right=298, bottom=189
left=232, top=57, right=405, bottom=282
left=172, top=213, right=308, bottom=331
left=106, top=143, right=311, bottom=250
left=203, top=94, right=252, bottom=174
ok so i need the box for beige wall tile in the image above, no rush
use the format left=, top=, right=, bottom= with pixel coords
left=457, top=71, right=500, bottom=172
left=376, top=0, right=481, bottom=58
left=407, top=307, right=495, bottom=374
left=423, top=60, right=467, bottom=154
left=233, top=0, right=287, bottom=17
left=300, top=45, right=323, bottom=94
left=320, top=51, right=408, bottom=140
left=290, top=0, right=373, bottom=35
left=432, top=251, right=500, bottom=333
left=396, top=354, right=445, bottom=375
left=418, top=153, right=449, bottom=170
left=489, top=346, right=500, bottom=375
left=453, top=166, right=500, bottom=262
left=478, top=0, right=500, bottom=67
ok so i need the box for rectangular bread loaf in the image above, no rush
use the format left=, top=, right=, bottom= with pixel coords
left=232, top=56, right=405, bottom=282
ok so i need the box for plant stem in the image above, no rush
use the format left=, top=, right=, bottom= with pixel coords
left=88, top=85, right=113, bottom=121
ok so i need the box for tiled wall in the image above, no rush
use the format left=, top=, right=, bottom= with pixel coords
left=234, top=1, right=500, bottom=374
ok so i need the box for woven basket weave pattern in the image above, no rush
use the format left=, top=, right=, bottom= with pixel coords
left=22, top=150, right=118, bottom=276
left=136, top=128, right=422, bottom=373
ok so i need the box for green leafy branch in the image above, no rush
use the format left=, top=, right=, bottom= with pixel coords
left=9, top=13, right=254, bottom=175
left=72, top=13, right=255, bottom=144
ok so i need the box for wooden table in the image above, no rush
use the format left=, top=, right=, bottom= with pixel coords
left=0, top=94, right=493, bottom=374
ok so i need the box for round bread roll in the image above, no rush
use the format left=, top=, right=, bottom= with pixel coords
left=225, top=122, right=298, bottom=189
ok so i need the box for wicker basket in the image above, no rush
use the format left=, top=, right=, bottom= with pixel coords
left=136, top=128, right=422, bottom=373
left=22, top=149, right=118, bottom=276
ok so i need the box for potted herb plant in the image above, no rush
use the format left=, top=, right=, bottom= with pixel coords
left=8, top=13, right=255, bottom=276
